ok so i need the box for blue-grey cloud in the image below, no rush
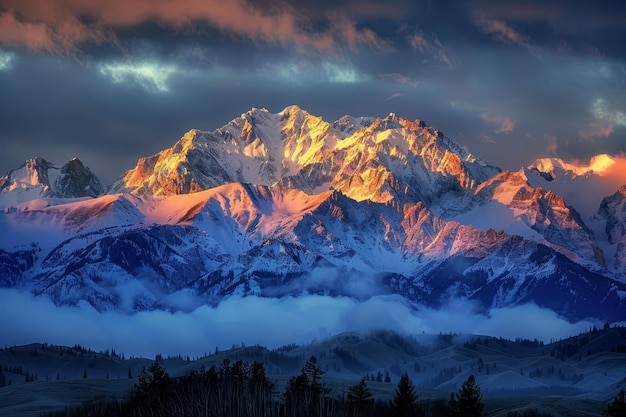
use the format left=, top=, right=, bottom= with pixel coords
left=0, top=0, right=625, bottom=183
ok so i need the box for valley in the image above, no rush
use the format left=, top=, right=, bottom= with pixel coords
left=1, top=327, right=625, bottom=416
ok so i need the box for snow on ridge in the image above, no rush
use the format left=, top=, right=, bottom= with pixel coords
left=529, top=154, right=616, bottom=177
left=109, top=106, right=502, bottom=202
left=3, top=107, right=626, bottom=318
left=0, top=157, right=104, bottom=209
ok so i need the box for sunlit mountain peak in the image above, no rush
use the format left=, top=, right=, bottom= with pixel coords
left=588, top=154, right=616, bottom=174
left=529, top=154, right=616, bottom=178
left=2, top=106, right=626, bottom=323
left=110, top=106, right=499, bottom=206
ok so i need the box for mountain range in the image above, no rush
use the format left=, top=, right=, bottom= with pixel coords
left=1, top=105, right=625, bottom=322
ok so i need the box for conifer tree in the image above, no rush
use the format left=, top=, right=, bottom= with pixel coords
left=607, top=389, right=626, bottom=417
left=303, top=355, right=324, bottom=387
left=450, top=374, right=483, bottom=417
left=304, top=356, right=327, bottom=417
left=134, top=362, right=170, bottom=414
left=284, top=372, right=309, bottom=417
left=347, top=377, right=374, bottom=417
left=447, top=392, right=458, bottom=416
left=390, top=372, right=418, bottom=417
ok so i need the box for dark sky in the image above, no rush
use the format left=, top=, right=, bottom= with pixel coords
left=0, top=0, right=625, bottom=185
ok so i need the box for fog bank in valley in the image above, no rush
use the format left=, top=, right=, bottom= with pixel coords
left=0, top=289, right=599, bottom=358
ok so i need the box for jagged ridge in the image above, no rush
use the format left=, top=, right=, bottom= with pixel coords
left=110, top=106, right=500, bottom=205
left=1, top=106, right=625, bottom=321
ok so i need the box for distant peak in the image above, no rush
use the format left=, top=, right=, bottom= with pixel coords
left=25, top=156, right=55, bottom=169
left=65, top=157, right=84, bottom=166
left=369, top=112, right=425, bottom=132
left=246, top=107, right=269, bottom=115
left=589, top=154, right=615, bottom=172
left=240, top=107, right=269, bottom=120
left=0, top=156, right=56, bottom=197
left=279, top=104, right=303, bottom=114
left=529, top=154, right=616, bottom=177
left=382, top=112, right=400, bottom=122
left=56, top=157, right=104, bottom=198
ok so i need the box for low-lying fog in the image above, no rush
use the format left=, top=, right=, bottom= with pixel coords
left=0, top=289, right=599, bottom=357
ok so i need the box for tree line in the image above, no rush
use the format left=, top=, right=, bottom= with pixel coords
left=40, top=355, right=484, bottom=417
left=35, top=354, right=626, bottom=417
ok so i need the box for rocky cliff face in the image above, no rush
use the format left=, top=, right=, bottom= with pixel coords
left=0, top=157, right=104, bottom=208
left=110, top=106, right=499, bottom=204
left=0, top=157, right=56, bottom=208
left=1, top=106, right=625, bottom=321
left=54, top=158, right=104, bottom=198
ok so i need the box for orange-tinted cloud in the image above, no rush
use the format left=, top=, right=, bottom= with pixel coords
left=0, top=0, right=385, bottom=55
left=480, top=112, right=516, bottom=135
left=378, top=72, right=420, bottom=87
left=0, top=12, right=56, bottom=52
left=407, top=30, right=453, bottom=68
left=475, top=14, right=538, bottom=57
left=579, top=98, right=626, bottom=140
left=0, top=4, right=113, bottom=55
left=384, top=92, right=404, bottom=102
left=579, top=120, right=614, bottom=140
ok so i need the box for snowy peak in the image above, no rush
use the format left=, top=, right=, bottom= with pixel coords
left=111, top=106, right=500, bottom=205
left=327, top=113, right=499, bottom=203
left=55, top=158, right=105, bottom=198
left=529, top=154, right=616, bottom=179
left=0, top=157, right=55, bottom=191
left=6, top=180, right=624, bottom=320
left=3, top=106, right=626, bottom=320
left=0, top=157, right=104, bottom=209
left=111, top=105, right=341, bottom=196
left=0, top=157, right=56, bottom=208
left=596, top=185, right=626, bottom=245
left=332, top=114, right=375, bottom=135
left=588, top=154, right=617, bottom=173
left=446, top=168, right=604, bottom=265
left=593, top=185, right=626, bottom=276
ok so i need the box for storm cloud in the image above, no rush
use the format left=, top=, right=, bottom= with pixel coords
left=0, top=0, right=625, bottom=184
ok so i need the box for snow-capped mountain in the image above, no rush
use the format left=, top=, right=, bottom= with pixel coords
left=1, top=106, right=625, bottom=322
left=527, top=154, right=626, bottom=220
left=2, top=182, right=623, bottom=320
left=524, top=154, right=626, bottom=276
left=440, top=168, right=604, bottom=266
left=0, top=157, right=56, bottom=208
left=54, top=158, right=104, bottom=198
left=529, top=154, right=617, bottom=179
left=0, top=157, right=104, bottom=208
left=594, top=185, right=626, bottom=275
left=110, top=106, right=499, bottom=204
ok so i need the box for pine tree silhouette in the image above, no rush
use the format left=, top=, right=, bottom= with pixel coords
left=607, top=389, right=626, bottom=417
left=347, top=377, right=374, bottom=417
left=390, top=372, right=418, bottom=417
left=449, top=374, right=483, bottom=417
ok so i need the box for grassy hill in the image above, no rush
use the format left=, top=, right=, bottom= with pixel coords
left=1, top=326, right=625, bottom=416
